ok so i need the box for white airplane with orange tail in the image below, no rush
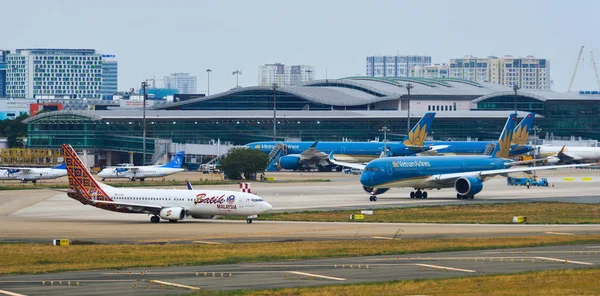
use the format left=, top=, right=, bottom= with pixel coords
left=61, top=144, right=272, bottom=224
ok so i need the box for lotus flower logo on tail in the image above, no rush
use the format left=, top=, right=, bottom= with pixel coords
left=512, top=124, right=529, bottom=145
left=403, top=124, right=428, bottom=147
left=495, top=130, right=513, bottom=158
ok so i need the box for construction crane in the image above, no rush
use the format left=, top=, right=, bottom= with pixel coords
left=590, top=51, right=600, bottom=91
left=568, top=46, right=585, bottom=92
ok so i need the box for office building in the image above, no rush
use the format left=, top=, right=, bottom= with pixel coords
left=449, top=55, right=550, bottom=90
left=258, top=63, right=315, bottom=86
left=0, top=50, right=9, bottom=97
left=366, top=55, right=431, bottom=78
left=100, top=54, right=118, bottom=98
left=163, top=73, right=197, bottom=94
left=4, top=48, right=111, bottom=99
left=409, top=64, right=449, bottom=79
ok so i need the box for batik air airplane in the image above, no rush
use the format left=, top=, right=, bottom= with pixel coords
left=330, top=114, right=596, bottom=201
left=246, top=112, right=440, bottom=171
left=62, top=144, right=272, bottom=223
left=0, top=164, right=67, bottom=183
left=97, top=151, right=185, bottom=182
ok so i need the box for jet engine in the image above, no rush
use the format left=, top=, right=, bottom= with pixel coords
left=278, top=155, right=303, bottom=170
left=159, top=207, right=186, bottom=221
left=454, top=176, right=483, bottom=196
left=546, top=156, right=560, bottom=164
left=362, top=186, right=390, bottom=195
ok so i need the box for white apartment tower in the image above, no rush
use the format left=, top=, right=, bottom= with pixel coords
left=366, top=55, right=432, bottom=78
left=163, top=73, right=197, bottom=94
left=449, top=55, right=550, bottom=90
left=258, top=64, right=315, bottom=86
left=5, top=49, right=106, bottom=98
left=409, top=64, right=449, bottom=79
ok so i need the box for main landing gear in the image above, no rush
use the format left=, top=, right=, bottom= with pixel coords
left=369, top=195, right=377, bottom=202
left=150, top=215, right=160, bottom=223
left=409, top=189, right=428, bottom=199
left=246, top=219, right=253, bottom=224
left=456, top=194, right=474, bottom=200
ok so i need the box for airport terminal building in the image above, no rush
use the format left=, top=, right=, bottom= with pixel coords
left=24, top=77, right=600, bottom=165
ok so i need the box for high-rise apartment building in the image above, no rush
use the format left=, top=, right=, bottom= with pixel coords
left=449, top=55, right=550, bottom=90
left=366, top=55, right=431, bottom=78
left=258, top=63, right=315, bottom=86
left=0, top=50, right=9, bottom=97
left=4, top=48, right=111, bottom=98
left=409, top=64, right=449, bottom=79
left=100, top=54, right=118, bottom=97
left=163, top=73, right=197, bottom=94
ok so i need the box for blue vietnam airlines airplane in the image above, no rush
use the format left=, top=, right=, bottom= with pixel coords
left=246, top=112, right=440, bottom=171
left=423, top=113, right=536, bottom=156
left=330, top=114, right=597, bottom=201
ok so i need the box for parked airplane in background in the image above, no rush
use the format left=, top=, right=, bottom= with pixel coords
left=62, top=144, right=271, bottom=224
left=246, top=112, right=440, bottom=171
left=539, top=145, right=600, bottom=164
left=98, top=151, right=185, bottom=181
left=0, top=163, right=67, bottom=183
left=330, top=114, right=596, bottom=201
left=424, top=113, right=536, bottom=156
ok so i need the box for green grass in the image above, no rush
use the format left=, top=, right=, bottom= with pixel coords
left=237, top=202, right=600, bottom=224
left=190, top=268, right=600, bottom=296
left=2, top=234, right=600, bottom=274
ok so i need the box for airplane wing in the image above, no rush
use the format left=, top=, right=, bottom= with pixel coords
left=328, top=153, right=366, bottom=170
left=416, top=145, right=450, bottom=156
left=427, top=163, right=597, bottom=184
left=298, top=141, right=327, bottom=159
left=90, top=199, right=163, bottom=214
left=557, top=146, right=583, bottom=161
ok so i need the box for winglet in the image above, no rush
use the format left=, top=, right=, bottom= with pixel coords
left=402, top=112, right=436, bottom=147
left=310, top=141, right=319, bottom=148
left=328, top=151, right=335, bottom=161
left=186, top=180, right=193, bottom=190
left=558, top=145, right=566, bottom=155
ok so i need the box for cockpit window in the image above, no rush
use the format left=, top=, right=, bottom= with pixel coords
left=365, top=167, right=379, bottom=172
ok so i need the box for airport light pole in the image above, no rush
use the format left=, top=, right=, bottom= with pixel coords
left=406, top=83, right=413, bottom=134
left=141, top=81, right=148, bottom=165
left=532, top=125, right=542, bottom=178
left=380, top=126, right=389, bottom=157
left=206, top=69, right=212, bottom=95
left=232, top=70, right=242, bottom=88
left=272, top=83, right=278, bottom=141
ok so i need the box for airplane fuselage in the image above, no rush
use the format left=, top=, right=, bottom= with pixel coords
left=0, top=168, right=66, bottom=181
left=69, top=186, right=271, bottom=217
left=97, top=167, right=184, bottom=179
left=361, top=156, right=507, bottom=189
left=539, top=146, right=600, bottom=161
left=248, top=141, right=421, bottom=159
left=425, top=141, right=532, bottom=156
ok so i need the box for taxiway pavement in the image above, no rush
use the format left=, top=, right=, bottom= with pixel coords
left=0, top=244, right=598, bottom=295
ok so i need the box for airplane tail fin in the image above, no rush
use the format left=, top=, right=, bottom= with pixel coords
left=402, top=112, right=436, bottom=147
left=488, top=113, right=516, bottom=158
left=61, top=144, right=112, bottom=202
left=512, top=113, right=536, bottom=145
left=53, top=163, right=66, bottom=170
left=161, top=151, right=185, bottom=168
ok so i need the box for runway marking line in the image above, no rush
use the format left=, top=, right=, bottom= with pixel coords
left=192, top=241, right=222, bottom=245
left=535, top=257, right=593, bottom=266
left=372, top=236, right=398, bottom=240
left=0, top=290, right=26, bottom=296
left=288, top=271, right=346, bottom=281
left=149, top=280, right=200, bottom=290
left=415, top=264, right=476, bottom=273
left=545, top=232, right=575, bottom=236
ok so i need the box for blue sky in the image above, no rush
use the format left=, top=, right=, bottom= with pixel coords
left=2, top=0, right=599, bottom=93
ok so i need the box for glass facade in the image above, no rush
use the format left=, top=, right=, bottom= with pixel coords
left=477, top=95, right=600, bottom=139
left=100, top=58, right=118, bottom=97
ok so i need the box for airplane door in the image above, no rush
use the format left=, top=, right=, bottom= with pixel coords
left=386, top=164, right=393, bottom=176
left=238, top=196, right=245, bottom=209
left=341, top=147, right=346, bottom=154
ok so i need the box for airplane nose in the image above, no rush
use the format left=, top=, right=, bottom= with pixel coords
left=264, top=202, right=273, bottom=211
left=360, top=172, right=372, bottom=186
